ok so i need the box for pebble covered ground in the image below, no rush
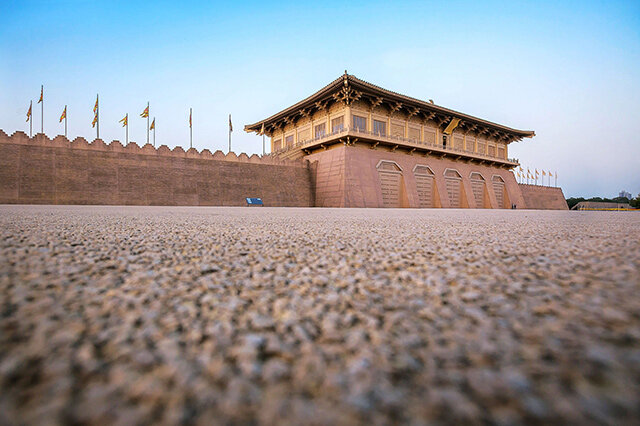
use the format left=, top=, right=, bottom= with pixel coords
left=1, top=205, right=639, bottom=425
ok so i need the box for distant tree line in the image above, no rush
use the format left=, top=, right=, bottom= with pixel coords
left=566, top=195, right=640, bottom=209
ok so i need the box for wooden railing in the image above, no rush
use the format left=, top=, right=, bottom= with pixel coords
left=273, top=126, right=519, bottom=165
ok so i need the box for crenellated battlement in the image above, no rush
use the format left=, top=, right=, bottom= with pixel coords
left=0, top=130, right=308, bottom=168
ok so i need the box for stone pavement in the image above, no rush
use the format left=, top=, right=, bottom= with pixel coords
left=0, top=206, right=638, bottom=425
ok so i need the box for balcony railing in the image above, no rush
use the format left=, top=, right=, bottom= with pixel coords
left=272, top=126, right=519, bottom=165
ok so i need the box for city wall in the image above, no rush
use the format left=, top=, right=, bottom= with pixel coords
left=0, top=131, right=314, bottom=206
left=518, top=184, right=569, bottom=210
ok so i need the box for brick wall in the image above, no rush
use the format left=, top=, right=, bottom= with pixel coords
left=519, top=184, right=569, bottom=210
left=0, top=130, right=314, bottom=206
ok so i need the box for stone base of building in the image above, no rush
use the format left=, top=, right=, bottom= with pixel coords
left=307, top=144, right=564, bottom=209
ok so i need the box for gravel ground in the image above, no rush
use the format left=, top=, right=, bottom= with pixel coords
left=1, top=205, right=639, bottom=425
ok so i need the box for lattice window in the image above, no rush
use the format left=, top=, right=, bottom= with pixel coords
left=488, top=145, right=496, bottom=157
left=297, top=128, right=310, bottom=143
left=409, top=127, right=420, bottom=141
left=285, top=135, right=294, bottom=148
left=466, top=136, right=475, bottom=152
left=391, top=123, right=404, bottom=138
left=477, top=139, right=486, bottom=154
left=331, top=116, right=344, bottom=133
left=373, top=120, right=386, bottom=136
left=454, top=136, right=464, bottom=150
left=424, top=128, right=436, bottom=144
left=314, top=123, right=326, bottom=138
left=352, top=115, right=367, bottom=132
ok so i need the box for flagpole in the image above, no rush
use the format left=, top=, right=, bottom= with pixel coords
left=146, top=102, right=149, bottom=145
left=228, top=114, right=231, bottom=154
left=126, top=114, right=129, bottom=145
left=41, top=85, right=44, bottom=134
left=153, top=119, right=156, bottom=147
left=29, top=100, right=33, bottom=138
left=262, top=133, right=265, bottom=156
left=190, top=108, right=193, bottom=149
left=97, top=94, right=100, bottom=140
left=65, top=105, right=67, bottom=138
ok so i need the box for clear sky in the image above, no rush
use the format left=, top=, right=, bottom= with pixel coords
left=1, top=0, right=639, bottom=198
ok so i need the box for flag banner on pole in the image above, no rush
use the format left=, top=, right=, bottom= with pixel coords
left=535, top=169, right=539, bottom=176
left=548, top=171, right=552, bottom=177
left=119, top=115, right=128, bottom=126
left=140, top=106, right=149, bottom=118
left=92, top=113, right=98, bottom=127
left=229, top=114, right=233, bottom=132
left=150, top=118, right=155, bottom=130
left=189, top=110, right=192, bottom=128
left=38, top=86, right=43, bottom=103
left=59, top=106, right=66, bottom=122
left=26, top=104, right=32, bottom=121
left=542, top=170, right=546, bottom=176
left=260, top=123, right=265, bottom=135
left=93, top=96, right=98, bottom=113
left=443, top=117, right=460, bottom=134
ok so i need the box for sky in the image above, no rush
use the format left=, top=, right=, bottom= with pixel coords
left=1, top=0, right=639, bottom=198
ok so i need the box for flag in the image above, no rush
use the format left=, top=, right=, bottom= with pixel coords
left=92, top=114, right=98, bottom=128
left=150, top=118, right=155, bottom=130
left=26, top=103, right=32, bottom=122
left=140, top=105, right=149, bottom=118
left=542, top=170, right=546, bottom=176
left=535, top=169, right=539, bottom=176
left=93, top=96, right=99, bottom=113
left=59, top=106, right=66, bottom=122
left=519, top=166, right=523, bottom=173
left=443, top=117, right=460, bottom=134
left=260, top=123, right=265, bottom=135
left=189, top=109, right=192, bottom=128
left=548, top=170, right=552, bottom=177
left=229, top=114, right=233, bottom=132
left=38, top=86, right=43, bottom=103
left=119, top=115, right=128, bottom=126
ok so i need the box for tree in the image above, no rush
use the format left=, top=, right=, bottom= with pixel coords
left=630, top=194, right=640, bottom=208
left=566, top=197, right=585, bottom=209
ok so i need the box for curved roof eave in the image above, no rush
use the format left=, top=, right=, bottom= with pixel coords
left=245, top=74, right=535, bottom=139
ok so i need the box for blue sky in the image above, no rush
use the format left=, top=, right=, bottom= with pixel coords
left=1, top=0, right=639, bottom=198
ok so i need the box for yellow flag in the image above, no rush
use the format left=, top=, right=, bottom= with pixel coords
left=149, top=118, right=155, bottom=130
left=443, top=118, right=460, bottom=135
left=119, top=115, right=128, bottom=126
left=140, top=105, right=149, bottom=118
left=59, top=106, right=66, bottom=122
left=26, top=103, right=32, bottom=121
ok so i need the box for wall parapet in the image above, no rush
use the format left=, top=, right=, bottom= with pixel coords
left=0, top=129, right=308, bottom=168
